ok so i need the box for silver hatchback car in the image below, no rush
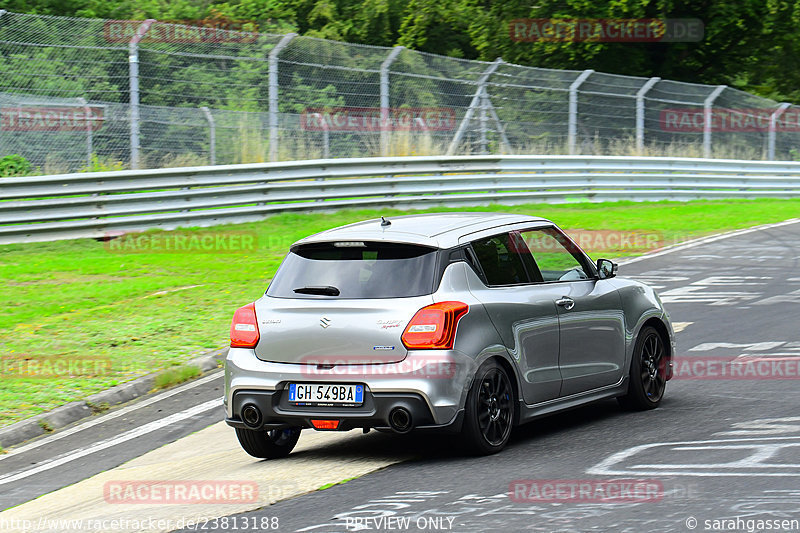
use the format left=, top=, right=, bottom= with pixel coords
left=225, top=213, right=674, bottom=457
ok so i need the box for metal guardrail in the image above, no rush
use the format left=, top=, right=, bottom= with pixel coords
left=2, top=155, right=800, bottom=244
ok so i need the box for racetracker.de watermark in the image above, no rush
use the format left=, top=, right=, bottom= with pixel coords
left=301, top=107, right=456, bottom=132
left=509, top=18, right=703, bottom=42
left=103, top=231, right=258, bottom=254
left=103, top=480, right=259, bottom=504
left=0, top=106, right=104, bottom=132
left=1, top=356, right=111, bottom=379
left=661, top=108, right=800, bottom=132
left=560, top=230, right=665, bottom=252
left=103, top=19, right=258, bottom=44
left=672, top=356, right=800, bottom=380
left=298, top=354, right=457, bottom=379
left=509, top=479, right=664, bottom=503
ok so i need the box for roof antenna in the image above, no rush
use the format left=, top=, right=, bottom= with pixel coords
left=380, top=216, right=391, bottom=227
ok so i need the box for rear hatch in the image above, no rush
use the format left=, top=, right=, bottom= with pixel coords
left=254, top=241, right=439, bottom=364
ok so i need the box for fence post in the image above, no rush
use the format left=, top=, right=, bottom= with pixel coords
left=77, top=97, right=92, bottom=168
left=128, top=19, right=156, bottom=170
left=567, top=69, right=593, bottom=155
left=768, top=103, right=791, bottom=161
left=268, top=33, right=297, bottom=162
left=380, top=46, right=404, bottom=156
left=635, top=77, right=660, bottom=151
left=447, top=58, right=503, bottom=155
left=479, top=91, right=489, bottom=154
left=703, top=85, right=726, bottom=158
left=0, top=14, right=4, bottom=155
left=200, top=106, right=216, bottom=165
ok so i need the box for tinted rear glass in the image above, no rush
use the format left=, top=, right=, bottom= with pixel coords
left=267, top=242, right=438, bottom=299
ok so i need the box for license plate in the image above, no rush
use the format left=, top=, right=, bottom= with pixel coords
left=288, top=383, right=364, bottom=406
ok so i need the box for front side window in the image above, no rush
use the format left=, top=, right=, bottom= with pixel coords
left=519, top=228, right=593, bottom=282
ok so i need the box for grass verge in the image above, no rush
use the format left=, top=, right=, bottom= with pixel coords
left=152, top=365, right=202, bottom=391
left=1, top=198, right=799, bottom=427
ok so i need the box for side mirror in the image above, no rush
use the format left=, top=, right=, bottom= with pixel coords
left=597, top=258, right=618, bottom=279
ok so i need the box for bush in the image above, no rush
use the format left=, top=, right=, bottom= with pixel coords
left=80, top=154, right=126, bottom=173
left=0, top=154, right=32, bottom=177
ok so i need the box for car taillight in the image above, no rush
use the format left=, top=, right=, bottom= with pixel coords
left=230, top=303, right=260, bottom=348
left=402, top=301, right=469, bottom=350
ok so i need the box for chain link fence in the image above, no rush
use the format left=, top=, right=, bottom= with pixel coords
left=1, top=9, right=798, bottom=174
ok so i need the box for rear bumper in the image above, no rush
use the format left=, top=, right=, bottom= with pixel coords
left=225, top=389, right=463, bottom=432
left=224, top=347, right=474, bottom=430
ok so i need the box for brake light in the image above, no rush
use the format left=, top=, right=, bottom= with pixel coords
left=311, top=419, right=340, bottom=430
left=230, top=303, right=260, bottom=348
left=402, top=301, right=469, bottom=350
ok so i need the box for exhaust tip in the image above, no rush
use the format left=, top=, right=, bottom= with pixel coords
left=388, top=407, right=412, bottom=434
left=241, top=404, right=262, bottom=428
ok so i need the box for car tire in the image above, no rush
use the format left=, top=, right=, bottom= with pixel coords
left=618, top=326, right=667, bottom=411
left=235, top=427, right=301, bottom=459
left=461, top=359, right=514, bottom=455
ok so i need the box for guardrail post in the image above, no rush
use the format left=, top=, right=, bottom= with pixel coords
left=77, top=97, right=93, bottom=168
left=447, top=58, right=503, bottom=155
left=703, top=85, right=726, bottom=158
left=768, top=103, right=791, bottom=161
left=568, top=69, right=594, bottom=155
left=200, top=106, right=216, bottom=165
left=128, top=19, right=156, bottom=170
left=268, top=33, right=297, bottom=162
left=635, top=77, right=660, bottom=151
left=380, top=46, right=404, bottom=156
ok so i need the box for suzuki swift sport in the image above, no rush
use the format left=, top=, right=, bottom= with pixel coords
left=225, top=213, right=674, bottom=458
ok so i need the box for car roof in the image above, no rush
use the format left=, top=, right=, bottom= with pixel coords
left=293, top=212, right=553, bottom=249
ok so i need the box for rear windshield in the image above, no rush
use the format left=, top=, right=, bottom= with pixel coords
left=267, top=242, right=438, bottom=299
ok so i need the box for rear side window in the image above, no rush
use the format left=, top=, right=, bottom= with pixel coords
left=267, top=242, right=438, bottom=299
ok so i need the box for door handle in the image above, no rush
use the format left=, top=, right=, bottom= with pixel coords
left=555, top=297, right=575, bottom=310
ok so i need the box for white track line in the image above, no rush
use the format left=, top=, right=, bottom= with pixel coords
left=0, top=370, right=223, bottom=460
left=618, top=218, right=800, bottom=266
left=0, top=397, right=222, bottom=485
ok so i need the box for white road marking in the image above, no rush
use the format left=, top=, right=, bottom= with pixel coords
left=658, top=276, right=770, bottom=305
left=618, top=275, right=689, bottom=289
left=714, top=417, right=800, bottom=437
left=671, top=322, right=692, bottom=333
left=689, top=342, right=786, bottom=352
left=588, top=436, right=800, bottom=477
left=755, top=289, right=800, bottom=305
left=0, top=370, right=223, bottom=460
left=695, top=276, right=771, bottom=286
left=659, top=286, right=761, bottom=305
left=0, top=397, right=221, bottom=486
left=618, top=218, right=800, bottom=266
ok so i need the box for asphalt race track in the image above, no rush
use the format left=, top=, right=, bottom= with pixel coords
left=2, top=218, right=799, bottom=533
